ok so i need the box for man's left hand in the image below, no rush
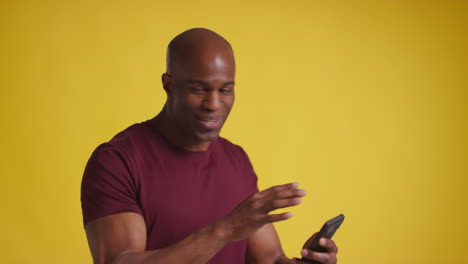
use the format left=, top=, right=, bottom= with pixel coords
left=299, top=237, right=338, bottom=264
left=278, top=235, right=339, bottom=264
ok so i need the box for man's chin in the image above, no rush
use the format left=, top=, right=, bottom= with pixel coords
left=195, top=131, right=220, bottom=143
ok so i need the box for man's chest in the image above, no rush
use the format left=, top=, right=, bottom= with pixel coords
left=136, top=157, right=252, bottom=249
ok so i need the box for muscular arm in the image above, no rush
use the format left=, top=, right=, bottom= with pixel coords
left=85, top=212, right=229, bottom=264
left=246, top=223, right=289, bottom=264
left=85, top=183, right=306, bottom=264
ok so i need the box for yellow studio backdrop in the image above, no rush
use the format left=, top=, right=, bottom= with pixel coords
left=1, top=0, right=467, bottom=263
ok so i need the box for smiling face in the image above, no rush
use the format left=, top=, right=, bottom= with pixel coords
left=162, top=29, right=236, bottom=146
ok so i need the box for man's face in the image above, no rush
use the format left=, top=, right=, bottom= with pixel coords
left=166, top=52, right=235, bottom=143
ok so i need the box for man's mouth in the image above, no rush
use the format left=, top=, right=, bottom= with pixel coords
left=197, top=117, right=222, bottom=130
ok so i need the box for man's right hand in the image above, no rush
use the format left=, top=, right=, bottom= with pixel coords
left=217, top=182, right=306, bottom=242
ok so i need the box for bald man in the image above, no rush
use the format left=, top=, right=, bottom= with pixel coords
left=81, top=28, right=339, bottom=264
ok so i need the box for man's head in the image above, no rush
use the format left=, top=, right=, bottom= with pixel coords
left=162, top=28, right=236, bottom=146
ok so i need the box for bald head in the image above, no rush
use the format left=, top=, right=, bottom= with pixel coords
left=158, top=28, right=236, bottom=150
left=166, top=28, right=235, bottom=76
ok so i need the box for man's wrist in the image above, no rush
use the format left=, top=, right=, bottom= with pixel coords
left=210, top=218, right=232, bottom=245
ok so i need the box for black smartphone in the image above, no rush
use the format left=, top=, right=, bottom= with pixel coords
left=301, top=214, right=345, bottom=263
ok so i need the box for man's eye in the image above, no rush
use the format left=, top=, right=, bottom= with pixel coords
left=221, top=88, right=233, bottom=94
left=190, top=87, right=205, bottom=93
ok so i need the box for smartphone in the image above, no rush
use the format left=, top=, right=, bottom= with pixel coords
left=301, top=214, right=345, bottom=263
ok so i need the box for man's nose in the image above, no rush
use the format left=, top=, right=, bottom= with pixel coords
left=202, top=91, right=222, bottom=111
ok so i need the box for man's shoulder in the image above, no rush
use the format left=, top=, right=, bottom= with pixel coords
left=216, top=137, right=250, bottom=160
left=215, top=137, right=257, bottom=181
left=110, top=120, right=153, bottom=143
left=217, top=136, right=243, bottom=151
left=93, top=120, right=155, bottom=156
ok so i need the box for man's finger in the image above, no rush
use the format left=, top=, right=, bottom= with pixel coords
left=272, top=188, right=307, bottom=199
left=301, top=249, right=335, bottom=264
left=263, top=197, right=302, bottom=212
left=264, top=212, right=293, bottom=223
left=319, top=238, right=338, bottom=253
left=257, top=182, right=300, bottom=198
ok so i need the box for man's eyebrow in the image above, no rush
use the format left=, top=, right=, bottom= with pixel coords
left=223, top=81, right=235, bottom=86
left=187, top=80, right=235, bottom=87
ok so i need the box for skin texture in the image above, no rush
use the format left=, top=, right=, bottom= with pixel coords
left=84, top=28, right=339, bottom=264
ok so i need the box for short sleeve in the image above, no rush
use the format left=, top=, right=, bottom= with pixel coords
left=81, top=143, right=142, bottom=226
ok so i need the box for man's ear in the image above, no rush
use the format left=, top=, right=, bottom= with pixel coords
left=161, top=73, right=173, bottom=96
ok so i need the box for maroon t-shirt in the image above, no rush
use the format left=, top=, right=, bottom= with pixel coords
left=81, top=120, right=258, bottom=263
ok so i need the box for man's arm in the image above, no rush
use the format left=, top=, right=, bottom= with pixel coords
left=245, top=223, right=289, bottom=264
left=85, top=212, right=229, bottom=264
left=85, top=182, right=305, bottom=264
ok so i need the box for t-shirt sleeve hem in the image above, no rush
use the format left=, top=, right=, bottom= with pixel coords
left=83, top=208, right=143, bottom=227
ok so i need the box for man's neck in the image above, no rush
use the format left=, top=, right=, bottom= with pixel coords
left=151, top=110, right=211, bottom=152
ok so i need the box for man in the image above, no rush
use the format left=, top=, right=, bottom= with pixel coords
left=81, top=28, right=339, bottom=264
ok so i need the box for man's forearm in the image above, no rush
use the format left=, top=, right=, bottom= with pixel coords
left=113, top=221, right=229, bottom=264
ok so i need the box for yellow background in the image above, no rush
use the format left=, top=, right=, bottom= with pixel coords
left=1, top=0, right=467, bottom=263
